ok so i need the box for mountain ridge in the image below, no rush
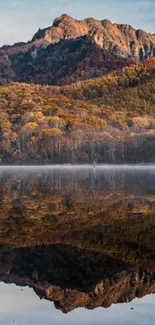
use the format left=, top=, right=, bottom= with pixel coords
left=31, top=14, right=155, bottom=60
left=0, top=14, right=155, bottom=86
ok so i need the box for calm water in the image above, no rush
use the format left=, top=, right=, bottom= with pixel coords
left=0, top=165, right=155, bottom=324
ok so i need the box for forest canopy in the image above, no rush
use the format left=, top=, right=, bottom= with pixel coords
left=0, top=58, right=155, bottom=164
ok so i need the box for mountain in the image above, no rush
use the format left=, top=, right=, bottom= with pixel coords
left=32, top=14, right=155, bottom=60
left=0, top=15, right=155, bottom=164
left=0, top=14, right=155, bottom=85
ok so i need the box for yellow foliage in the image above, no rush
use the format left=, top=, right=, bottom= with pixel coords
left=42, top=128, right=63, bottom=137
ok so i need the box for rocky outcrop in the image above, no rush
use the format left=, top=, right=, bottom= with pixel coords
left=32, top=14, right=155, bottom=60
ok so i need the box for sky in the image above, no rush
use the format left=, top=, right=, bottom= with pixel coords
left=0, top=283, right=155, bottom=325
left=0, top=0, right=155, bottom=46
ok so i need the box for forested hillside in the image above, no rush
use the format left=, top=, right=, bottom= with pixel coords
left=0, top=76, right=155, bottom=164
left=62, top=58, right=155, bottom=114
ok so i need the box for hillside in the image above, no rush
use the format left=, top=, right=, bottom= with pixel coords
left=1, top=81, right=155, bottom=164
left=1, top=36, right=133, bottom=86
left=0, top=14, right=155, bottom=86
left=62, top=57, right=155, bottom=114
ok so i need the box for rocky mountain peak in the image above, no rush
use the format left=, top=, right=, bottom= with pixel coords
left=31, top=14, right=155, bottom=60
left=0, top=14, right=155, bottom=86
left=53, top=13, right=77, bottom=26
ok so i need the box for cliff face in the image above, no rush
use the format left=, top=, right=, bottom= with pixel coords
left=32, top=14, right=155, bottom=60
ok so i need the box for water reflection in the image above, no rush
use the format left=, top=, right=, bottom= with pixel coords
left=0, top=166, right=155, bottom=316
left=0, top=283, right=155, bottom=325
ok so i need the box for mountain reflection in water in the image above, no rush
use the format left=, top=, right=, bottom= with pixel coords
left=0, top=166, right=155, bottom=314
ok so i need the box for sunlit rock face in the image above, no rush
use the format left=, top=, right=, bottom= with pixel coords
left=32, top=14, right=155, bottom=60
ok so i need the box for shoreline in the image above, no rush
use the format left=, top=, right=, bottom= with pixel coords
left=1, top=164, right=155, bottom=169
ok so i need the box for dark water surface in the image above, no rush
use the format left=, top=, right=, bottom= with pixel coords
left=0, top=165, right=155, bottom=324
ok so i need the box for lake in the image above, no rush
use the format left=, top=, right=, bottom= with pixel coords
left=0, top=165, right=155, bottom=325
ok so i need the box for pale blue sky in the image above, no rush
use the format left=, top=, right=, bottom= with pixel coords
left=0, top=0, right=155, bottom=46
